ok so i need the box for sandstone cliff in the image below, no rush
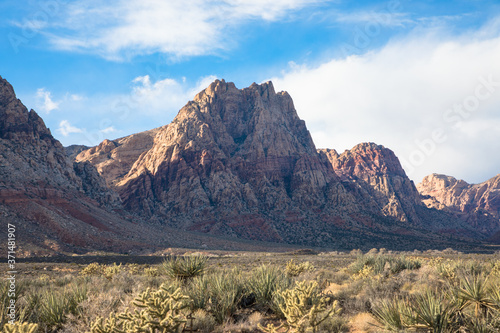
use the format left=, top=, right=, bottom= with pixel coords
left=319, top=143, right=422, bottom=223
left=76, top=79, right=487, bottom=249
left=0, top=76, right=156, bottom=255
left=417, top=173, right=500, bottom=234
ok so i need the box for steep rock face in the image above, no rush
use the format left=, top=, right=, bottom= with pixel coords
left=75, top=128, right=160, bottom=187
left=417, top=173, right=500, bottom=234
left=113, top=80, right=351, bottom=241
left=77, top=80, right=490, bottom=248
left=0, top=76, right=141, bottom=254
left=319, top=143, right=422, bottom=223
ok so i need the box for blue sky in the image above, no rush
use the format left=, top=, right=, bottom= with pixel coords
left=1, top=0, right=500, bottom=183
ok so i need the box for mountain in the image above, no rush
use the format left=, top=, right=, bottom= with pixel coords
left=2, top=74, right=497, bottom=254
left=417, top=173, right=500, bottom=235
left=1, top=76, right=283, bottom=256
left=76, top=79, right=494, bottom=250
left=319, top=143, right=422, bottom=224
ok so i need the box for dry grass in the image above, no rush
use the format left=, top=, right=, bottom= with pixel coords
left=3, top=249, right=500, bottom=332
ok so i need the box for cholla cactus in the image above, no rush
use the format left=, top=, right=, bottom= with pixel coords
left=90, top=313, right=123, bottom=333
left=277, top=280, right=339, bottom=333
left=89, top=284, right=191, bottom=333
left=2, top=323, right=38, bottom=333
left=80, top=263, right=103, bottom=276
left=104, top=264, right=122, bottom=280
left=285, top=260, right=315, bottom=277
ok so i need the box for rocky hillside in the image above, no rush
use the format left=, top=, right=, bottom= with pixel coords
left=417, top=173, right=500, bottom=235
left=77, top=79, right=494, bottom=249
left=3, top=74, right=497, bottom=253
left=0, top=76, right=182, bottom=255
left=319, top=143, right=422, bottom=224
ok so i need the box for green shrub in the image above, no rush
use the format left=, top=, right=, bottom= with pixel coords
left=207, top=270, right=245, bottom=324
left=162, top=255, right=207, bottom=280
left=39, top=291, right=67, bottom=329
left=248, top=265, right=291, bottom=308
left=372, top=298, right=412, bottom=331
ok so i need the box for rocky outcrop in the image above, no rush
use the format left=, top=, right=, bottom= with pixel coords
left=319, top=143, right=422, bottom=223
left=417, top=173, right=500, bottom=234
left=111, top=80, right=351, bottom=241
left=65, top=144, right=89, bottom=160
left=0, top=75, right=155, bottom=254
left=75, top=129, right=160, bottom=187
left=6, top=73, right=496, bottom=252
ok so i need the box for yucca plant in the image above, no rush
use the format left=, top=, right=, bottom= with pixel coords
left=456, top=274, right=495, bottom=318
left=186, top=275, right=211, bottom=310
left=39, top=291, right=68, bottom=329
left=207, top=270, right=245, bottom=324
left=162, top=255, right=207, bottom=280
left=410, top=290, right=453, bottom=333
left=248, top=265, right=291, bottom=308
left=372, top=298, right=412, bottom=331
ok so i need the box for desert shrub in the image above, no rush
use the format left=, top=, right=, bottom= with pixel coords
left=285, top=260, right=315, bottom=277
left=189, top=309, right=216, bottom=333
left=144, top=267, right=160, bottom=277
left=206, top=270, right=245, bottom=324
left=261, top=280, right=339, bottom=333
left=80, top=263, right=103, bottom=277
left=186, top=275, right=211, bottom=310
left=39, top=291, right=68, bottom=329
left=162, top=255, right=207, bottom=280
left=187, top=269, right=244, bottom=324
left=1, top=323, right=38, bottom=333
left=348, top=254, right=420, bottom=277
left=372, top=298, right=412, bottom=331
left=90, top=283, right=191, bottom=333
left=248, top=265, right=291, bottom=309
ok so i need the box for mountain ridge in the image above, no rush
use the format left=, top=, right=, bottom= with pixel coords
left=1, top=75, right=499, bottom=254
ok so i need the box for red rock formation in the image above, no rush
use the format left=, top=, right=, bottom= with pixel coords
left=417, top=173, right=500, bottom=234
left=319, top=143, right=422, bottom=223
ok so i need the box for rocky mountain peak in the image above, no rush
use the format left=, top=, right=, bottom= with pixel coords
left=319, top=143, right=421, bottom=223
left=333, top=142, right=407, bottom=179
left=0, top=76, right=52, bottom=142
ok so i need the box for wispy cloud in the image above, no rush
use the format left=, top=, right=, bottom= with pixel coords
left=99, top=126, right=117, bottom=134
left=35, top=88, right=60, bottom=113
left=58, top=120, right=83, bottom=136
left=272, top=16, right=500, bottom=183
left=334, top=11, right=413, bottom=27
left=36, top=0, right=328, bottom=60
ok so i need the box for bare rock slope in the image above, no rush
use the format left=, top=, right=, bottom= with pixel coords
left=417, top=173, right=500, bottom=235
left=78, top=79, right=492, bottom=249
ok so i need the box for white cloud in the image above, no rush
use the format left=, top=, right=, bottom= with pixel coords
left=41, top=0, right=327, bottom=59
left=35, top=88, right=60, bottom=113
left=58, top=120, right=84, bottom=137
left=100, top=126, right=117, bottom=134
left=272, top=17, right=500, bottom=183
left=129, top=74, right=218, bottom=114
left=70, top=94, right=84, bottom=101
left=47, top=75, right=220, bottom=147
